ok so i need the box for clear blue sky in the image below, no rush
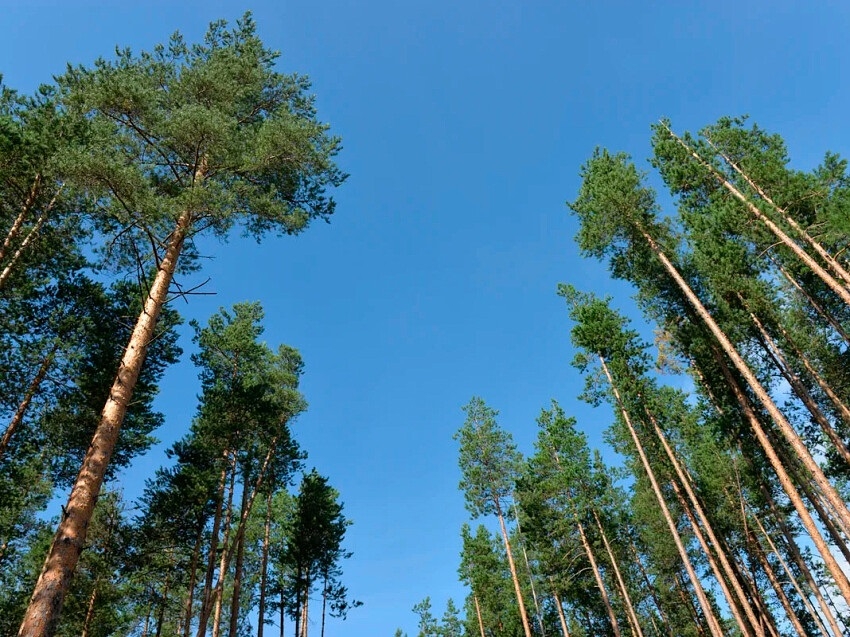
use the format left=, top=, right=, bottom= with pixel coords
left=2, top=1, right=850, bottom=635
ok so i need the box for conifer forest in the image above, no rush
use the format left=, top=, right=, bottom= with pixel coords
left=3, top=5, right=850, bottom=637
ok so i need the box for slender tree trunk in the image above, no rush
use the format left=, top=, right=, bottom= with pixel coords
left=0, top=344, right=57, bottom=458
left=744, top=302, right=850, bottom=466
left=551, top=589, right=572, bottom=637
left=0, top=183, right=62, bottom=291
left=762, top=486, right=845, bottom=637
left=18, top=208, right=195, bottom=637
left=198, top=460, right=229, bottom=637
left=258, top=492, right=273, bottom=637
left=599, top=356, right=725, bottom=637
left=674, top=571, right=706, bottom=637
left=513, top=504, right=546, bottom=637
left=638, top=225, right=850, bottom=543
left=626, top=541, right=676, bottom=637
left=705, top=134, right=850, bottom=287
left=211, top=465, right=237, bottom=637
left=228, top=480, right=250, bottom=637
left=771, top=256, right=850, bottom=346
left=750, top=507, right=833, bottom=637
left=592, top=510, right=644, bottom=637
left=748, top=529, right=808, bottom=637
left=79, top=584, right=97, bottom=637
left=320, top=578, right=327, bottom=637
left=665, top=124, right=850, bottom=304
left=279, top=590, right=285, bottom=637
left=577, top=519, right=621, bottom=637
left=183, top=524, right=205, bottom=637
left=774, top=318, right=850, bottom=426
left=494, top=500, right=534, bottom=637
left=154, top=575, right=171, bottom=637
left=300, top=588, right=309, bottom=637
left=672, top=279, right=850, bottom=602
left=646, top=409, right=761, bottom=636
left=0, top=174, right=40, bottom=264
left=141, top=604, right=152, bottom=637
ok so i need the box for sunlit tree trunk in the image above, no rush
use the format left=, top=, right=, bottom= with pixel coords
left=19, top=208, right=195, bottom=637
left=591, top=510, right=643, bottom=637
left=228, top=481, right=251, bottom=637
left=0, top=344, right=57, bottom=458
left=664, top=125, right=850, bottom=303
left=494, top=499, right=534, bottom=637
left=552, top=589, right=572, bottom=637
left=576, top=519, right=621, bottom=637
left=599, top=356, right=724, bottom=637
left=473, top=594, right=487, bottom=637
left=748, top=529, right=807, bottom=637
left=211, top=465, right=237, bottom=637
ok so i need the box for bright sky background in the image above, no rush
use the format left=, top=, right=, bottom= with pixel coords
left=3, top=1, right=850, bottom=636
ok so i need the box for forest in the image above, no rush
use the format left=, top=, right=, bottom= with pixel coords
left=3, top=8, right=850, bottom=637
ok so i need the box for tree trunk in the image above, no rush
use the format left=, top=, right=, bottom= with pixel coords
left=599, top=356, right=725, bottom=637
left=591, top=510, right=644, bottom=637
left=228, top=480, right=251, bottom=637
left=0, top=344, right=57, bottom=458
left=744, top=301, right=850, bottom=466
left=748, top=530, right=808, bottom=637
left=576, top=519, right=621, bottom=637
left=626, top=541, right=676, bottom=637
left=494, top=501, right=534, bottom=637
left=154, top=574, right=171, bottom=637
left=197, top=459, right=229, bottom=637
left=551, top=589, right=572, bottom=637
left=79, top=584, right=97, bottom=637
left=183, top=524, right=205, bottom=637
left=18, top=208, right=194, bottom=637
left=750, top=507, right=833, bottom=637
left=706, top=134, right=850, bottom=287
left=646, top=409, right=761, bottom=636
left=257, top=492, right=273, bottom=637
left=674, top=571, right=706, bottom=637
left=640, top=225, right=850, bottom=541
left=211, top=464, right=237, bottom=637
left=762, top=486, right=845, bottom=637
left=279, top=590, right=285, bottom=637
left=771, top=256, right=850, bottom=346
left=320, top=578, right=327, bottom=637
left=0, top=174, right=40, bottom=264
left=512, top=504, right=546, bottom=637
left=665, top=124, right=850, bottom=304
left=650, top=241, right=850, bottom=603
left=0, top=182, right=61, bottom=291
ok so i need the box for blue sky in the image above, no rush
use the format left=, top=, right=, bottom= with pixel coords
left=2, top=1, right=850, bottom=635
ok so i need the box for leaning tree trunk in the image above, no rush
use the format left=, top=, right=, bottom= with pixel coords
left=472, top=594, right=487, bottom=637
left=228, top=481, right=251, bottom=637
left=665, top=125, right=850, bottom=303
left=0, top=344, right=57, bottom=458
left=18, top=208, right=194, bottom=637
left=646, top=409, right=762, bottom=636
left=494, top=499, right=534, bottom=637
left=576, top=519, right=621, bottom=637
left=0, top=174, right=40, bottom=263
left=591, top=510, right=644, bottom=637
left=551, top=589, right=572, bottom=637
left=210, top=465, right=237, bottom=637
left=639, top=225, right=850, bottom=601
left=599, top=357, right=725, bottom=637
left=748, top=529, right=808, bottom=637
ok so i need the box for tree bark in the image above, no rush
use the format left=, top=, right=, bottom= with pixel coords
left=707, top=345, right=850, bottom=603
left=665, top=124, right=850, bottom=305
left=599, top=356, right=725, bottom=637
left=18, top=208, right=194, bottom=637
left=552, top=589, right=572, bottom=637
left=182, top=524, right=204, bottom=637
left=257, top=492, right=273, bottom=637
left=592, top=510, right=644, bottom=637
left=0, top=174, right=40, bottom=264
left=0, top=344, right=57, bottom=458
left=79, top=584, right=97, bottom=637
left=577, top=519, right=621, bottom=637
left=748, top=529, right=808, bottom=637
left=646, top=409, right=761, bottom=636
left=228, top=480, right=251, bottom=637
left=211, top=463, right=237, bottom=637
left=494, top=500, right=534, bottom=637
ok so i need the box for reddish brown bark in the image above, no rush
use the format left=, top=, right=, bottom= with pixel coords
left=0, top=345, right=57, bottom=458
left=18, top=209, right=194, bottom=637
